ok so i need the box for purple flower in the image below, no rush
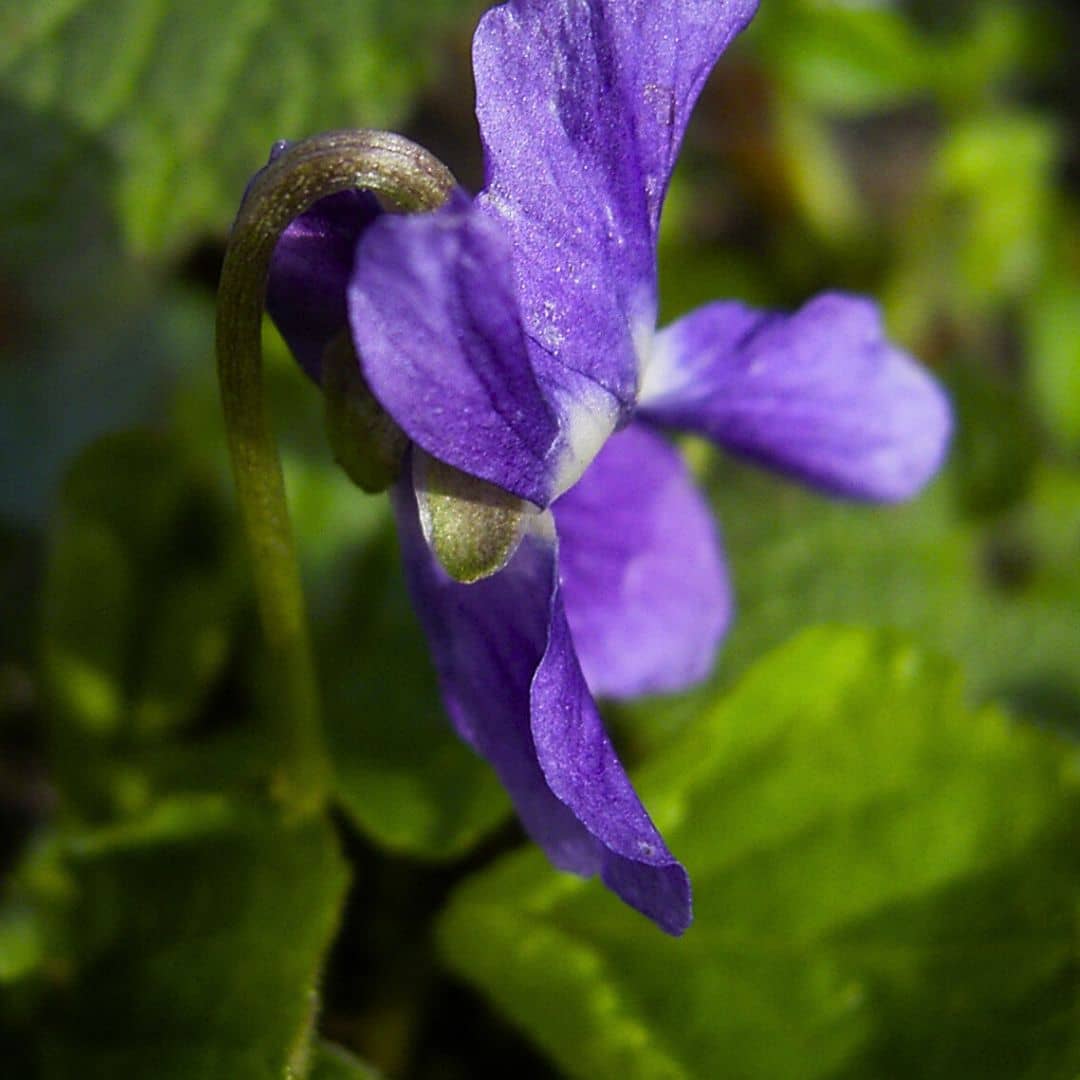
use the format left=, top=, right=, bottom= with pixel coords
left=265, top=0, right=951, bottom=934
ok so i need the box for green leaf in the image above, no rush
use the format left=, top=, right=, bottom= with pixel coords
left=0, top=903, right=45, bottom=985
left=1028, top=264, right=1080, bottom=453
left=40, top=432, right=242, bottom=812
left=34, top=803, right=349, bottom=1079
left=318, top=528, right=509, bottom=859
left=947, top=360, right=1041, bottom=519
left=0, top=832, right=77, bottom=989
left=927, top=5, right=1048, bottom=111
left=935, top=115, right=1058, bottom=303
left=770, top=95, right=865, bottom=244
left=310, top=1041, right=384, bottom=1080
left=751, top=1, right=931, bottom=114
left=884, top=111, right=1059, bottom=342
left=439, top=628, right=1080, bottom=1079
left=0, top=0, right=477, bottom=254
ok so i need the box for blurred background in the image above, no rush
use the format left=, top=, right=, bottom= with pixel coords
left=1, top=1, right=1078, bottom=1076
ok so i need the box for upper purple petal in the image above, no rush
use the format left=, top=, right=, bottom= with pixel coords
left=391, top=463, right=691, bottom=934
left=554, top=423, right=731, bottom=699
left=266, top=188, right=382, bottom=383
left=473, top=0, right=759, bottom=411
left=639, top=293, right=952, bottom=501
left=349, top=196, right=561, bottom=506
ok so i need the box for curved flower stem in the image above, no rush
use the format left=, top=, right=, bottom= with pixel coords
left=216, top=131, right=456, bottom=816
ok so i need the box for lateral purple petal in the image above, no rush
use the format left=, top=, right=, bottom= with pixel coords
left=639, top=293, right=953, bottom=501
left=553, top=423, right=731, bottom=699
left=532, top=613, right=692, bottom=934
left=266, top=188, right=382, bottom=383
left=473, top=0, right=758, bottom=409
left=392, top=472, right=691, bottom=934
left=349, top=198, right=561, bottom=506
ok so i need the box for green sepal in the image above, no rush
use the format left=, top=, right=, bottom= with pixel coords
left=414, top=451, right=528, bottom=583
left=323, top=332, right=409, bottom=493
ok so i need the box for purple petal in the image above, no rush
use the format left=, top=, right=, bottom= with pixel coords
left=531, top=612, right=692, bottom=934
left=473, top=0, right=759, bottom=407
left=553, top=423, right=731, bottom=699
left=392, top=468, right=691, bottom=934
left=639, top=293, right=953, bottom=501
left=266, top=188, right=382, bottom=383
left=349, top=198, right=563, bottom=507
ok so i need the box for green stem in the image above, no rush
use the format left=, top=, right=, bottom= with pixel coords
left=215, top=131, right=456, bottom=816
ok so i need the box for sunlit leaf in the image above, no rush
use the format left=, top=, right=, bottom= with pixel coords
left=440, top=628, right=1080, bottom=1078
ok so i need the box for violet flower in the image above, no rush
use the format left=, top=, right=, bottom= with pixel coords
left=264, top=0, right=950, bottom=934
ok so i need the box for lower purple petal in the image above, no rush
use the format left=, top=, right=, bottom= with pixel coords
left=553, top=423, right=731, bottom=700
left=532, top=612, right=692, bottom=934
left=391, top=468, right=691, bottom=933
left=639, top=293, right=952, bottom=501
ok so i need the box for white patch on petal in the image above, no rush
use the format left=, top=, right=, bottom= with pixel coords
left=523, top=507, right=557, bottom=545
left=633, top=312, right=658, bottom=388
left=637, top=326, right=681, bottom=404
left=547, top=303, right=662, bottom=500
left=551, top=385, right=619, bottom=499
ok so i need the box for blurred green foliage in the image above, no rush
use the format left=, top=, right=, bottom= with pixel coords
left=1, top=0, right=1078, bottom=1077
left=18, top=803, right=349, bottom=1079
left=0, top=0, right=475, bottom=254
